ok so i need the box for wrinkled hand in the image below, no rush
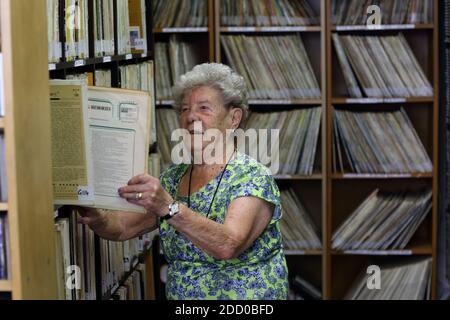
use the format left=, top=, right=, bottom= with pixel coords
left=75, top=206, right=107, bottom=229
left=118, top=174, right=174, bottom=217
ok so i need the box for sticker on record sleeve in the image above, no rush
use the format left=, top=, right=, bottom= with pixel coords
left=77, top=186, right=94, bottom=201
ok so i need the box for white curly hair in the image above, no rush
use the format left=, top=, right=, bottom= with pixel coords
left=172, top=63, right=249, bottom=126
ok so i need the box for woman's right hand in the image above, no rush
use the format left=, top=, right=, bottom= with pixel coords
left=73, top=206, right=157, bottom=241
left=76, top=206, right=107, bottom=230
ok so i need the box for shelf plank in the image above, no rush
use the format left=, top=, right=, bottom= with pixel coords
left=332, top=173, right=433, bottom=179
left=332, top=24, right=434, bottom=31
left=153, top=27, right=208, bottom=33
left=220, top=26, right=321, bottom=33
left=332, top=97, right=434, bottom=104
left=0, top=202, right=8, bottom=211
left=156, top=99, right=323, bottom=106
left=274, top=174, right=322, bottom=180
left=285, top=249, right=322, bottom=256
left=0, top=280, right=12, bottom=292
left=331, top=244, right=432, bottom=256
left=49, top=53, right=151, bottom=71
left=248, top=99, right=322, bottom=105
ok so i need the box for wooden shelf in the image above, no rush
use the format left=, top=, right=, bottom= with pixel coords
left=2, top=0, right=58, bottom=299
left=285, top=249, right=322, bottom=256
left=331, top=173, right=433, bottom=179
left=275, top=174, right=322, bottom=180
left=0, top=280, right=12, bottom=292
left=48, top=53, right=151, bottom=71
left=248, top=99, right=322, bottom=105
left=0, top=203, right=8, bottom=211
left=148, top=0, right=441, bottom=300
left=3, top=0, right=160, bottom=301
left=332, top=24, right=434, bottom=32
left=152, top=0, right=439, bottom=301
left=220, top=26, right=321, bottom=33
left=153, top=27, right=208, bottom=33
left=331, top=244, right=432, bottom=256
left=332, top=97, right=434, bottom=104
left=156, top=99, right=323, bottom=106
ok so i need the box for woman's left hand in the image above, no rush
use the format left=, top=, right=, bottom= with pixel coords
left=118, top=174, right=173, bottom=217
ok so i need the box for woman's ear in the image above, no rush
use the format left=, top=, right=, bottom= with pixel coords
left=231, top=107, right=243, bottom=129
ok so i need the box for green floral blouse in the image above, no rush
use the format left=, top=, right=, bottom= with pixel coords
left=159, top=152, right=289, bottom=300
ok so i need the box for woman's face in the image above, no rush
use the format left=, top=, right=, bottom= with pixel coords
left=179, top=86, right=241, bottom=158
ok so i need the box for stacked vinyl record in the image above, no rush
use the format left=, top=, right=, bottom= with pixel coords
left=332, top=188, right=431, bottom=250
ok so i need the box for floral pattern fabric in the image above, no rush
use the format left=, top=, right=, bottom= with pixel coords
left=159, top=152, right=289, bottom=300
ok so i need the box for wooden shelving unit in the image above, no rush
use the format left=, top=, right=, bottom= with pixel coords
left=150, top=0, right=440, bottom=300
left=46, top=0, right=156, bottom=300
left=214, top=0, right=328, bottom=299
left=326, top=0, right=439, bottom=300
left=153, top=0, right=215, bottom=107
left=0, top=0, right=58, bottom=299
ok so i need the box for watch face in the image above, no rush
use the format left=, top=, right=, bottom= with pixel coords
left=169, top=202, right=179, bottom=216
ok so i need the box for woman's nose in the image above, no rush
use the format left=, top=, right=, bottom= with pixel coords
left=186, top=109, right=200, bottom=123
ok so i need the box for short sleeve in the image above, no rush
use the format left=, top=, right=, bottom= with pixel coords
left=159, top=170, right=171, bottom=192
left=227, top=163, right=282, bottom=223
left=159, top=164, right=188, bottom=198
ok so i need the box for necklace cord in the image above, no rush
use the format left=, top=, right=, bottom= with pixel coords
left=188, top=150, right=236, bottom=218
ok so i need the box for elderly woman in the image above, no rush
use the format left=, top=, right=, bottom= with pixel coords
left=79, top=63, right=288, bottom=300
